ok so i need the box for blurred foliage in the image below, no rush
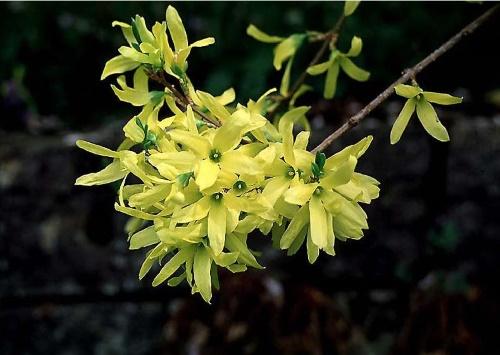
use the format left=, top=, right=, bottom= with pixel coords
left=0, top=2, right=497, bottom=131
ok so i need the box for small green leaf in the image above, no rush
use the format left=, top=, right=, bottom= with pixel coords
left=149, top=91, right=165, bottom=105
left=135, top=117, right=145, bottom=131
left=171, top=63, right=185, bottom=77
left=177, top=172, right=194, bottom=187
left=131, top=42, right=142, bottom=52
left=315, top=152, right=326, bottom=170
left=130, top=18, right=141, bottom=44
left=311, top=162, right=321, bottom=178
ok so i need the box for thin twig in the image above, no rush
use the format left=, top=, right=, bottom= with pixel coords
left=146, top=69, right=221, bottom=127
left=312, top=5, right=499, bottom=153
left=289, top=15, right=345, bottom=97
left=267, top=15, right=345, bottom=117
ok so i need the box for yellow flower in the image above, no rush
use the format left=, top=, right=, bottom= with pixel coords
left=307, top=36, right=370, bottom=99
left=101, top=6, right=214, bottom=80
left=391, top=84, right=462, bottom=144
left=247, top=24, right=306, bottom=72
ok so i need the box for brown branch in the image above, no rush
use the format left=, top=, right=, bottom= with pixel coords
left=146, top=69, right=221, bottom=127
left=312, top=4, right=499, bottom=153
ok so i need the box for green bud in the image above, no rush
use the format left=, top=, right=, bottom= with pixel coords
left=177, top=172, right=194, bottom=187
left=315, top=152, right=326, bottom=170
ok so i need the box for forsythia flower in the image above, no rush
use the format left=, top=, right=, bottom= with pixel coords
left=246, top=24, right=306, bottom=72
left=307, top=36, right=370, bottom=99
left=390, top=84, right=462, bottom=144
left=101, top=5, right=214, bottom=80
left=76, top=5, right=380, bottom=303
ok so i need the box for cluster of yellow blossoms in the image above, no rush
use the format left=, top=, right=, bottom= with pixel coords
left=75, top=6, right=379, bottom=302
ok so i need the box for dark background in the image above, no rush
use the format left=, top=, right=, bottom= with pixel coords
left=1, top=2, right=499, bottom=354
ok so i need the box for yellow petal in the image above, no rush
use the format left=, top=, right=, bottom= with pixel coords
left=246, top=24, right=284, bottom=43
left=324, top=60, right=340, bottom=99
left=278, top=106, right=310, bottom=165
left=76, top=140, right=119, bottom=158
left=226, top=233, right=264, bottom=269
left=339, top=57, right=370, bottom=82
left=190, top=37, right=215, bottom=48
left=220, top=151, right=262, bottom=176
left=394, top=84, right=422, bottom=99
left=112, top=21, right=136, bottom=46
left=280, top=204, right=309, bottom=249
left=324, top=135, right=372, bottom=170
left=262, top=176, right=290, bottom=206
left=167, top=129, right=211, bottom=157
left=390, top=98, right=417, bottom=144
left=273, top=34, right=304, bottom=71
left=129, top=226, right=159, bottom=250
left=306, top=60, right=331, bottom=76
left=346, top=36, right=363, bottom=57
left=133, top=15, right=155, bottom=44
left=416, top=98, right=450, bottom=142
left=212, top=114, right=249, bottom=153
left=309, top=196, right=327, bottom=249
left=306, top=226, right=319, bottom=263
left=325, top=212, right=335, bottom=256
left=173, top=196, right=210, bottom=223
left=344, top=0, right=361, bottom=16
left=196, top=159, right=220, bottom=191
left=152, top=247, right=192, bottom=286
left=294, top=131, right=310, bottom=150
left=208, top=199, right=227, bottom=255
left=101, top=55, right=140, bottom=80
left=422, top=91, right=463, bottom=105
left=321, top=155, right=357, bottom=187
left=166, top=5, right=188, bottom=50
left=152, top=21, right=174, bottom=65
left=280, top=56, right=293, bottom=96
left=128, top=184, right=172, bottom=208
left=197, top=90, right=230, bottom=122
left=157, top=223, right=205, bottom=244
left=75, top=161, right=126, bottom=186
left=216, top=88, right=236, bottom=106
left=284, top=183, right=318, bottom=206
left=193, top=246, right=212, bottom=303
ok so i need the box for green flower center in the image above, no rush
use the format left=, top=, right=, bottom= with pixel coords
left=209, top=149, right=222, bottom=162
left=233, top=180, right=247, bottom=192
left=212, top=192, right=223, bottom=201
left=286, top=166, right=296, bottom=179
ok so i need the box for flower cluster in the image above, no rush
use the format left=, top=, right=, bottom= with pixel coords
left=76, top=5, right=379, bottom=303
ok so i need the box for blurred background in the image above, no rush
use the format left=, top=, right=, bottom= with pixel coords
left=1, top=2, right=499, bottom=354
